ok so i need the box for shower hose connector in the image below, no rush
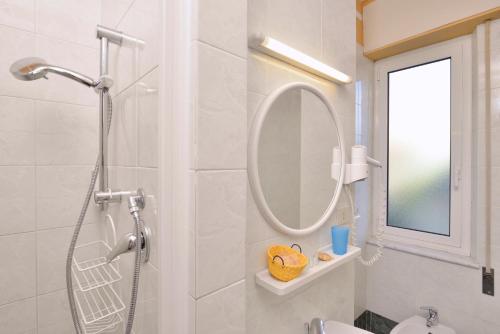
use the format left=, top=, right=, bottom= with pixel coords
left=104, top=188, right=150, bottom=263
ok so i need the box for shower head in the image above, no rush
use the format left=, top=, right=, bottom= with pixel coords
left=10, top=57, right=98, bottom=88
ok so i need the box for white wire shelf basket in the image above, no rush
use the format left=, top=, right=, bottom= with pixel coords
left=73, top=240, right=119, bottom=272
left=75, top=284, right=126, bottom=325
left=81, top=312, right=123, bottom=334
left=72, top=261, right=122, bottom=292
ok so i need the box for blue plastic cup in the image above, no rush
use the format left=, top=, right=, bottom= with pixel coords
left=332, top=225, right=350, bottom=255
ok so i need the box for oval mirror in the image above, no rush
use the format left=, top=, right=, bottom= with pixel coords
left=248, top=82, right=345, bottom=236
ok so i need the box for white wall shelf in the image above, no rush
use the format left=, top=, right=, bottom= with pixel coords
left=255, top=246, right=361, bottom=296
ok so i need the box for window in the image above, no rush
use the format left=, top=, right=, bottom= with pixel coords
left=374, top=37, right=472, bottom=256
left=388, top=58, right=451, bottom=236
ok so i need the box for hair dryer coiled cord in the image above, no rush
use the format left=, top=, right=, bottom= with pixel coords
left=345, top=173, right=386, bottom=266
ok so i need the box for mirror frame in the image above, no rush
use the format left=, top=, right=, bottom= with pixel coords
left=248, top=82, right=345, bottom=236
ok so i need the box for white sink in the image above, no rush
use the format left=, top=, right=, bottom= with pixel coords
left=391, top=316, right=456, bottom=334
left=324, top=320, right=372, bottom=334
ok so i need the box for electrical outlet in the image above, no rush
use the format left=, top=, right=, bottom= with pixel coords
left=482, top=267, right=494, bottom=296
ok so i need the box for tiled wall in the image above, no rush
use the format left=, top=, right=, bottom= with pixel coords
left=355, top=19, right=500, bottom=334
left=0, top=1, right=102, bottom=333
left=246, top=1, right=357, bottom=333
left=101, top=0, right=161, bottom=334
left=188, top=0, right=248, bottom=333
left=0, top=0, right=161, bottom=333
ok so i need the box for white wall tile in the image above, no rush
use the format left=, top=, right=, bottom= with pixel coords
left=0, top=96, right=35, bottom=165
left=188, top=296, right=196, bottom=334
left=133, top=297, right=159, bottom=334
left=188, top=172, right=196, bottom=297
left=36, top=0, right=101, bottom=48
left=266, top=0, right=322, bottom=60
left=0, top=166, right=35, bottom=235
left=415, top=256, right=478, bottom=317
left=366, top=286, right=416, bottom=324
left=0, top=0, right=35, bottom=32
left=36, top=166, right=101, bottom=230
left=101, top=0, right=134, bottom=28
left=35, top=101, right=97, bottom=165
left=0, top=297, right=36, bottom=334
left=0, top=232, right=36, bottom=305
left=37, top=224, right=99, bottom=294
left=109, top=85, right=138, bottom=167
left=247, top=0, right=266, bottom=37
left=196, top=281, right=245, bottom=334
left=193, top=42, right=247, bottom=169
left=246, top=186, right=279, bottom=244
left=137, top=68, right=159, bottom=168
left=195, top=170, right=246, bottom=297
left=321, top=0, right=356, bottom=76
left=247, top=51, right=296, bottom=96
left=116, top=0, right=160, bottom=79
left=194, top=0, right=247, bottom=58
left=133, top=263, right=159, bottom=334
left=37, top=289, right=74, bottom=334
left=107, top=41, right=136, bottom=96
left=364, top=247, right=420, bottom=320
left=354, top=261, right=367, bottom=319
left=247, top=91, right=265, bottom=127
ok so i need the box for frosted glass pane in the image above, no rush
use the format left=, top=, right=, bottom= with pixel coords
left=387, top=58, right=451, bottom=236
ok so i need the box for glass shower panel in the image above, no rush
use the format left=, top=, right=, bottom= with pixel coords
left=387, top=58, right=451, bottom=236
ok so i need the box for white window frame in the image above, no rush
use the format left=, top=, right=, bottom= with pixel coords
left=373, top=36, right=472, bottom=257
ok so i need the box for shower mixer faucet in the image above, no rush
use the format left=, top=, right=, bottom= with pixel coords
left=105, top=188, right=151, bottom=263
left=106, top=229, right=150, bottom=263
left=305, top=318, right=325, bottom=334
left=420, top=306, right=439, bottom=327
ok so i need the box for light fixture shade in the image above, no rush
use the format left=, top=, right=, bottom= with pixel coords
left=250, top=34, right=352, bottom=84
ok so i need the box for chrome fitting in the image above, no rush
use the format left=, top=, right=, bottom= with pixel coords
left=94, top=188, right=145, bottom=206
left=128, top=189, right=146, bottom=215
left=96, top=24, right=145, bottom=47
left=96, top=25, right=123, bottom=45
left=93, top=75, right=114, bottom=92
left=105, top=226, right=151, bottom=263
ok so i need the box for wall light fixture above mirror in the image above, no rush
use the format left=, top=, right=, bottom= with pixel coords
left=249, top=34, right=352, bottom=84
left=248, top=82, right=345, bottom=236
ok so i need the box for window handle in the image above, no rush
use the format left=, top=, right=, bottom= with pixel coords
left=453, top=167, right=461, bottom=190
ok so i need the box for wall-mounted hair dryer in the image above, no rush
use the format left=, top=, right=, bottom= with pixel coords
left=331, top=145, right=382, bottom=184
left=331, top=145, right=385, bottom=266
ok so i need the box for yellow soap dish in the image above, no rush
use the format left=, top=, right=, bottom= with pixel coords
left=267, top=244, right=308, bottom=282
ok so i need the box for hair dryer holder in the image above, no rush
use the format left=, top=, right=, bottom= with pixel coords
left=332, top=145, right=382, bottom=184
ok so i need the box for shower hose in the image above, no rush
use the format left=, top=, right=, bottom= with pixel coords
left=65, top=89, right=142, bottom=334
